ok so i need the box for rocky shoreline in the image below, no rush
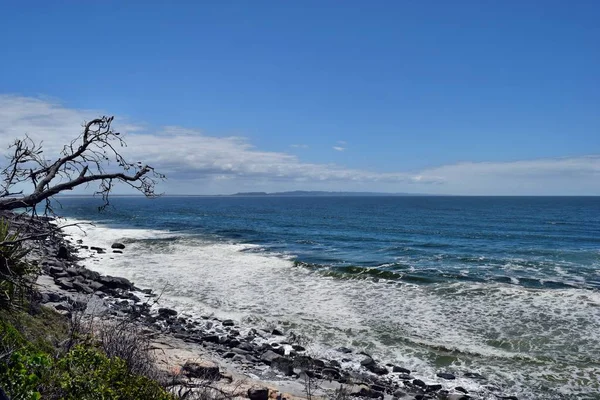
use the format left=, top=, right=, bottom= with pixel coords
left=4, top=211, right=519, bottom=400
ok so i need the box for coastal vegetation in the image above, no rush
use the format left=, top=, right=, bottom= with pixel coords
left=0, top=120, right=173, bottom=399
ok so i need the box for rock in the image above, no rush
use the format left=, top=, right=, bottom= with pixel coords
left=182, top=361, right=220, bottom=380
left=361, top=356, right=375, bottom=366
left=260, top=350, right=281, bottom=365
left=393, top=366, right=411, bottom=374
left=365, top=363, right=388, bottom=375
left=98, top=275, right=133, bottom=290
left=393, top=389, right=408, bottom=398
left=66, top=267, right=79, bottom=276
left=72, top=281, right=93, bottom=294
left=464, top=372, right=485, bottom=380
left=158, top=308, right=177, bottom=317
left=272, top=328, right=284, bottom=336
left=247, top=388, right=269, bottom=400
left=292, top=344, right=305, bottom=351
left=412, top=379, right=426, bottom=388
left=455, top=387, right=468, bottom=394
left=497, top=397, right=518, bottom=400
left=426, top=384, right=442, bottom=392
left=437, top=372, right=456, bottom=380
left=90, top=246, right=105, bottom=253
left=337, top=346, right=352, bottom=354
left=49, top=266, right=64, bottom=275
left=88, top=281, right=105, bottom=291
left=321, top=368, right=342, bottom=380
left=272, top=345, right=286, bottom=356
left=111, top=242, right=126, bottom=249
left=56, top=245, right=69, bottom=259
left=203, top=335, right=220, bottom=343
left=55, top=278, right=74, bottom=290
left=112, top=250, right=123, bottom=254
left=222, top=319, right=235, bottom=327
left=272, top=357, right=294, bottom=376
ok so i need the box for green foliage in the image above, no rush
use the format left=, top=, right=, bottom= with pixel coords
left=0, top=315, right=173, bottom=400
left=0, top=218, right=37, bottom=309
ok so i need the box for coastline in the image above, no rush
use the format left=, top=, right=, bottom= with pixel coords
left=15, top=211, right=512, bottom=400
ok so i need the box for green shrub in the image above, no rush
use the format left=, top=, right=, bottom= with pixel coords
left=0, top=218, right=37, bottom=309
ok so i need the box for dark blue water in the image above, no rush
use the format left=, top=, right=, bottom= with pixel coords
left=55, top=196, right=600, bottom=399
left=57, top=196, right=600, bottom=290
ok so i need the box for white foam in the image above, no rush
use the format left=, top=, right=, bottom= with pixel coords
left=63, top=220, right=600, bottom=399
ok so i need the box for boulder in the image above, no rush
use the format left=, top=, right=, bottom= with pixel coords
left=437, top=372, right=456, bottom=380
left=49, top=266, right=64, bottom=275
left=98, top=275, right=133, bottom=290
left=158, top=308, right=178, bottom=318
left=182, top=361, right=220, bottom=380
left=412, top=379, right=426, bottom=388
left=260, top=350, right=281, bottom=365
left=393, top=365, right=411, bottom=374
left=72, top=281, right=93, bottom=294
left=55, top=278, right=74, bottom=290
left=113, top=250, right=123, bottom=254
left=56, top=245, right=69, bottom=259
left=222, top=319, right=235, bottom=327
left=366, top=363, right=388, bottom=375
left=111, top=242, right=126, bottom=249
left=247, top=388, right=269, bottom=400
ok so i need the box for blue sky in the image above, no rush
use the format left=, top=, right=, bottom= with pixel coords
left=1, top=1, right=599, bottom=195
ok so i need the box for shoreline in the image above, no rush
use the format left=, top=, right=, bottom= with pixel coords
left=10, top=211, right=515, bottom=400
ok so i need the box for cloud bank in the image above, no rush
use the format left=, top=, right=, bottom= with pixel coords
left=1, top=94, right=599, bottom=195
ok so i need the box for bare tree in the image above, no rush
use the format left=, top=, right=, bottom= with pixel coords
left=0, top=116, right=164, bottom=214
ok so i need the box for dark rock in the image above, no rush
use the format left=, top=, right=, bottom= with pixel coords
left=426, top=384, right=442, bottom=392
left=247, top=388, right=269, bottom=400
left=237, top=342, right=254, bottom=352
left=111, top=242, right=126, bottom=249
left=371, top=384, right=386, bottom=393
left=231, top=348, right=249, bottom=356
left=393, top=366, right=411, bottom=374
left=272, top=357, right=294, bottom=376
left=292, top=344, right=305, bottom=351
left=498, top=397, right=518, bottom=400
left=65, top=267, right=79, bottom=276
left=321, top=368, right=342, bottom=380
left=272, top=345, right=286, bottom=356
left=57, top=245, right=69, bottom=259
left=361, top=356, right=375, bottom=367
left=182, top=361, right=220, bottom=380
left=90, top=246, right=105, bottom=253
left=88, top=281, right=105, bottom=291
left=222, top=319, right=235, bottom=327
left=203, top=335, right=220, bottom=343
left=55, top=278, right=74, bottom=290
left=412, top=379, right=426, bottom=388
left=112, top=250, right=123, bottom=254
left=464, top=372, right=485, bottom=380
left=437, top=372, right=456, bottom=380
left=158, top=308, right=177, bottom=317
left=337, top=346, right=352, bottom=354
left=393, top=389, right=408, bottom=398
left=98, top=275, right=133, bottom=290
left=49, top=266, right=64, bottom=275
left=223, top=352, right=235, bottom=359
left=365, top=363, right=388, bottom=375
left=72, top=281, right=93, bottom=294
left=272, top=328, right=284, bottom=336
left=455, top=387, right=468, bottom=394
left=260, top=350, right=281, bottom=365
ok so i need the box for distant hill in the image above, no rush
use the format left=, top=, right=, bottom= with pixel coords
left=230, top=190, right=431, bottom=197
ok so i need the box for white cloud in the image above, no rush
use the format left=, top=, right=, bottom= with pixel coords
left=333, top=146, right=345, bottom=152
left=1, top=94, right=599, bottom=195
left=290, top=144, right=309, bottom=149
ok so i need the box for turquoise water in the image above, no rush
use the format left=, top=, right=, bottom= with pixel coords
left=57, top=196, right=600, bottom=399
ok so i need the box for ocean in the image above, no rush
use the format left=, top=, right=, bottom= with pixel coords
left=56, top=196, right=600, bottom=399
